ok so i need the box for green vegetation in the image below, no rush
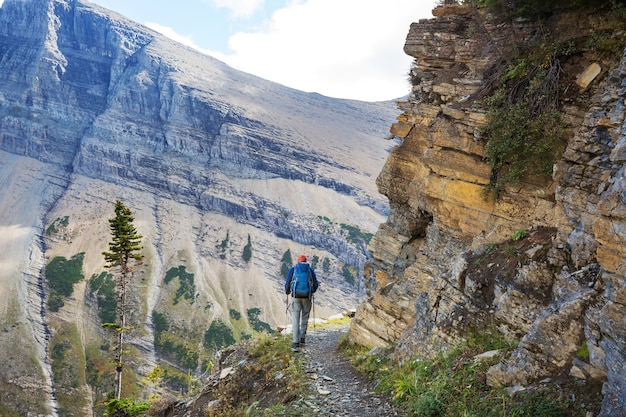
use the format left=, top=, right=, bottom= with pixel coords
left=103, top=398, right=149, bottom=417
left=480, top=42, right=567, bottom=199
left=50, top=322, right=89, bottom=416
left=512, top=229, right=527, bottom=241
left=89, top=271, right=117, bottom=324
left=340, top=329, right=597, bottom=416
left=247, top=307, right=273, bottom=333
left=102, top=199, right=143, bottom=399
left=341, top=263, right=356, bottom=286
left=164, top=265, right=196, bottom=304
left=242, top=234, right=252, bottom=262
left=204, top=319, right=236, bottom=351
left=576, top=341, right=590, bottom=361
left=310, top=254, right=319, bottom=270
left=472, top=0, right=626, bottom=199
left=152, top=311, right=200, bottom=371
left=160, top=362, right=199, bottom=394
left=46, top=252, right=85, bottom=312
left=340, top=222, right=374, bottom=245
left=317, top=215, right=374, bottom=246
left=205, top=333, right=307, bottom=417
left=472, top=0, right=607, bottom=20
left=322, top=257, right=330, bottom=273
left=280, top=249, right=293, bottom=278
left=46, top=216, right=69, bottom=235
left=230, top=308, right=242, bottom=320
left=217, top=231, right=230, bottom=259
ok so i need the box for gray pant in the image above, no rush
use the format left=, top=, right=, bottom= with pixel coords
left=291, top=297, right=312, bottom=344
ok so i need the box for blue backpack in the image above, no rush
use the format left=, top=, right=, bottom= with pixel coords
left=291, top=263, right=313, bottom=298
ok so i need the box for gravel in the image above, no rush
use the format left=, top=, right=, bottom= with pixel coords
left=289, top=325, right=403, bottom=417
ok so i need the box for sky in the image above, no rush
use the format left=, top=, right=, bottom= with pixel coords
left=1, top=0, right=438, bottom=101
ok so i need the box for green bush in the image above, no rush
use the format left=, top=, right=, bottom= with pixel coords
left=322, top=257, right=330, bottom=273
left=340, top=223, right=374, bottom=245
left=164, top=266, right=196, bottom=304
left=230, top=309, right=242, bottom=320
left=480, top=44, right=566, bottom=198
left=242, top=234, right=252, bottom=262
left=104, top=398, right=149, bottom=417
left=217, top=231, right=230, bottom=259
left=247, top=308, right=273, bottom=333
left=89, top=272, right=117, bottom=324
left=47, top=253, right=85, bottom=296
left=46, top=253, right=85, bottom=311
left=280, top=249, right=293, bottom=278
left=203, top=320, right=236, bottom=351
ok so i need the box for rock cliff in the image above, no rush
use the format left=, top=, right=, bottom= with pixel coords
left=0, top=0, right=398, bottom=414
left=350, top=4, right=626, bottom=416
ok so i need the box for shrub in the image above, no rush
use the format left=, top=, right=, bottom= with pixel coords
left=280, top=249, right=293, bottom=278
left=480, top=44, right=566, bottom=199
left=46, top=253, right=85, bottom=311
left=203, top=320, right=235, bottom=351
left=230, top=309, right=242, bottom=320
left=242, top=234, right=252, bottom=262
left=247, top=308, right=273, bottom=333
left=90, top=272, right=117, bottom=324
left=164, top=266, right=195, bottom=304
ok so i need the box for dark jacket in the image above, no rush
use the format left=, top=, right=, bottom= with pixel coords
left=284, top=262, right=319, bottom=295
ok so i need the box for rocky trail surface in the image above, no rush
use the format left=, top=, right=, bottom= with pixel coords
left=290, top=325, right=402, bottom=417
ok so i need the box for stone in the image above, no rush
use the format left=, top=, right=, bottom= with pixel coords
left=576, top=63, right=602, bottom=90
left=220, top=367, right=234, bottom=379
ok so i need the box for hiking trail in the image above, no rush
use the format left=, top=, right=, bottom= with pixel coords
left=289, top=324, right=402, bottom=417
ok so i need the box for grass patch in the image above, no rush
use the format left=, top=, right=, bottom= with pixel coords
left=339, top=329, right=600, bottom=416
left=210, top=333, right=307, bottom=417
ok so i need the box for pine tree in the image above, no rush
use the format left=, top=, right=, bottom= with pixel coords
left=102, top=200, right=143, bottom=399
left=242, top=234, right=252, bottom=262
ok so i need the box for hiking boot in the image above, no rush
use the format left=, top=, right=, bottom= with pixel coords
left=291, top=342, right=300, bottom=351
left=299, top=338, right=306, bottom=345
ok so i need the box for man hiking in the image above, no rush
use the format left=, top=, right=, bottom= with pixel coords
left=285, top=254, right=319, bottom=351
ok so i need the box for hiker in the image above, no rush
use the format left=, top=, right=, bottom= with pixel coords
left=284, top=254, right=319, bottom=350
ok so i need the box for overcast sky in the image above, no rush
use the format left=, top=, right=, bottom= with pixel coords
left=1, top=0, right=438, bottom=101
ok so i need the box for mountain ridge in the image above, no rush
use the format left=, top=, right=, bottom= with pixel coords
left=0, top=0, right=399, bottom=414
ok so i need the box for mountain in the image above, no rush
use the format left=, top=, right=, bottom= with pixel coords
left=349, top=3, right=626, bottom=416
left=0, top=0, right=400, bottom=414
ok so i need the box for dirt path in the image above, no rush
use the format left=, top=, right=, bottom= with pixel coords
left=289, top=325, right=403, bottom=417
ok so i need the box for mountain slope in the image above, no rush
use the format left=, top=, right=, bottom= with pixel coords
left=0, top=0, right=400, bottom=414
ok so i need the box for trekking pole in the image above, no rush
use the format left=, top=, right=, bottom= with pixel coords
left=312, top=293, right=316, bottom=332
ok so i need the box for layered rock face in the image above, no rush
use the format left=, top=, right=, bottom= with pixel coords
left=0, top=0, right=398, bottom=414
left=350, top=4, right=626, bottom=416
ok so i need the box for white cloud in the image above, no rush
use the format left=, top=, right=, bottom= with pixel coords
left=145, top=22, right=198, bottom=48
left=145, top=22, right=227, bottom=59
left=147, top=1, right=437, bottom=101
left=213, top=0, right=265, bottom=18
left=219, top=0, right=436, bottom=101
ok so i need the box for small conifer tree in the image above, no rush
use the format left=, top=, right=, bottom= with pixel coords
left=242, top=234, right=252, bottom=262
left=102, top=200, right=143, bottom=399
